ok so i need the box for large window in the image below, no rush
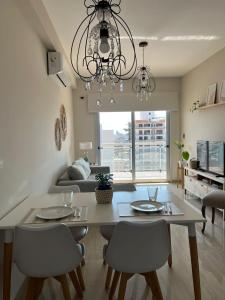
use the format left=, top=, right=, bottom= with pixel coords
left=99, top=111, right=169, bottom=181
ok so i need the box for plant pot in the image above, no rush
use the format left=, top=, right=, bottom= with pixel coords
left=95, top=187, right=113, bottom=204
left=178, top=160, right=188, bottom=168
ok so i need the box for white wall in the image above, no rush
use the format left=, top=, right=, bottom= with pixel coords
left=74, top=78, right=181, bottom=180
left=0, top=1, right=75, bottom=297
left=181, top=47, right=225, bottom=157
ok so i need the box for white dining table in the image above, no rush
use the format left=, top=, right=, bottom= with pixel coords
left=0, top=189, right=204, bottom=300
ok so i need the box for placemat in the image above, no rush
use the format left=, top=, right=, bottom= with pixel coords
left=21, top=206, right=88, bottom=224
left=118, top=202, right=183, bottom=217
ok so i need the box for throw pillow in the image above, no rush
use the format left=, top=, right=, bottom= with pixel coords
left=74, top=158, right=91, bottom=178
left=68, top=164, right=87, bottom=180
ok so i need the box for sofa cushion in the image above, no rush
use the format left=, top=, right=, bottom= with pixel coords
left=57, top=170, right=69, bottom=182
left=75, top=158, right=91, bottom=177
left=68, top=164, right=87, bottom=180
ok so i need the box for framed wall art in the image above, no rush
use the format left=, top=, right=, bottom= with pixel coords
left=220, top=80, right=225, bottom=102
left=60, top=104, right=67, bottom=141
left=207, top=83, right=217, bottom=105
left=55, top=118, right=62, bottom=151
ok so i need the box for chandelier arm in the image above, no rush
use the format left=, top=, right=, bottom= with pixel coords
left=111, top=14, right=137, bottom=79
left=76, top=15, right=97, bottom=79
left=84, top=0, right=96, bottom=9
left=83, top=11, right=98, bottom=76
left=110, top=4, right=121, bottom=15
left=110, top=12, right=121, bottom=56
left=145, top=69, right=156, bottom=92
left=70, top=11, right=95, bottom=77
left=84, top=0, right=97, bottom=15
left=110, top=0, right=122, bottom=12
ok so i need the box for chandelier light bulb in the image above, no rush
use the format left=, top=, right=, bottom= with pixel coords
left=99, top=37, right=110, bottom=53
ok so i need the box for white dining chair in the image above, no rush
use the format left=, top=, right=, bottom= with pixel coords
left=105, top=220, right=170, bottom=300
left=14, top=224, right=85, bottom=300
left=48, top=184, right=88, bottom=265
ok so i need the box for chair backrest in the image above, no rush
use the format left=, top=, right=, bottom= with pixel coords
left=14, top=224, right=82, bottom=278
left=105, top=220, right=170, bottom=274
left=48, top=184, right=81, bottom=193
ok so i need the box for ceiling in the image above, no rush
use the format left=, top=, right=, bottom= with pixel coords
left=42, top=0, right=225, bottom=77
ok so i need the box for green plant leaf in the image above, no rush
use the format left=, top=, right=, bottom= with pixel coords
left=182, top=151, right=190, bottom=161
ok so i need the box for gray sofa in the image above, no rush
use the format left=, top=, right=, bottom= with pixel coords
left=56, top=166, right=110, bottom=192
left=50, top=158, right=136, bottom=193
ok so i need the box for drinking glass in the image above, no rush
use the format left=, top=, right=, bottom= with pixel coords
left=147, top=187, right=158, bottom=201
left=62, top=190, right=73, bottom=207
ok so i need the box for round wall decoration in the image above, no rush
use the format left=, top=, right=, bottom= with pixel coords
left=60, top=104, right=67, bottom=141
left=55, top=118, right=62, bottom=151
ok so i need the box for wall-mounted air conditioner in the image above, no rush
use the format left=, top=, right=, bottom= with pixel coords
left=47, top=51, right=71, bottom=87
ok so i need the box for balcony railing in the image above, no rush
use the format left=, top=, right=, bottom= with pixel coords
left=100, top=143, right=167, bottom=177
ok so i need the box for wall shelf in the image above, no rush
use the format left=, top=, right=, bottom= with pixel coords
left=198, top=101, right=225, bottom=110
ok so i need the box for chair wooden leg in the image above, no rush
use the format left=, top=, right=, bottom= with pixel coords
left=105, top=265, right=113, bottom=290
left=33, top=278, right=45, bottom=299
left=25, top=278, right=36, bottom=300
left=76, top=265, right=85, bottom=290
left=81, top=257, right=85, bottom=266
left=167, top=224, right=172, bottom=268
left=212, top=207, right=215, bottom=224
left=118, top=273, right=133, bottom=300
left=55, top=275, right=72, bottom=300
left=148, top=271, right=163, bottom=300
left=3, top=242, right=13, bottom=300
left=201, top=205, right=206, bottom=233
left=109, top=271, right=121, bottom=300
left=69, top=270, right=83, bottom=298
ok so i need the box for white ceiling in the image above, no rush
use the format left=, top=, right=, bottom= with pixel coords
left=42, top=0, right=225, bottom=77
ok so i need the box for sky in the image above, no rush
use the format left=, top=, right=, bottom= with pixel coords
left=99, top=111, right=166, bottom=132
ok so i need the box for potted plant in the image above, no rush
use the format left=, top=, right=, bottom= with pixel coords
left=174, top=140, right=190, bottom=167
left=95, top=173, right=113, bottom=204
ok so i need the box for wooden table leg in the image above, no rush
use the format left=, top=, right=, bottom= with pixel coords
left=188, top=224, right=201, bottom=300
left=167, top=224, right=172, bottom=268
left=3, top=230, right=13, bottom=300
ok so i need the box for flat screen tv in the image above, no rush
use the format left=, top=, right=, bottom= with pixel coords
left=208, top=141, right=225, bottom=176
left=197, top=140, right=208, bottom=171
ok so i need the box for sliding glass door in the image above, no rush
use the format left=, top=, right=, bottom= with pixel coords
left=99, top=111, right=169, bottom=181
left=134, top=111, right=168, bottom=180
left=99, top=112, right=132, bottom=180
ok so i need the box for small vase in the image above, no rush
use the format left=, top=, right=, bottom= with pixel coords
left=95, top=188, right=113, bottom=204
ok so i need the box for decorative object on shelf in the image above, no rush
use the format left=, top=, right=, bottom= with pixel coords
left=174, top=140, right=190, bottom=167
left=132, top=41, right=156, bottom=101
left=219, top=80, right=225, bottom=102
left=55, top=118, right=62, bottom=151
left=70, top=0, right=137, bottom=89
left=95, top=173, right=113, bottom=204
left=79, top=141, right=93, bottom=161
left=189, top=158, right=200, bottom=170
left=207, top=83, right=217, bottom=104
left=60, top=105, right=67, bottom=141
left=190, top=100, right=200, bottom=112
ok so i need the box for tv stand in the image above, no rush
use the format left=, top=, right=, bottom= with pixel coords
left=184, top=167, right=225, bottom=199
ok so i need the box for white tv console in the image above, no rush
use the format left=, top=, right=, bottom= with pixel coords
left=184, top=167, right=225, bottom=199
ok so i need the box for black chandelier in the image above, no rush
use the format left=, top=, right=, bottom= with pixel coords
left=70, top=0, right=137, bottom=85
left=132, top=41, right=156, bottom=101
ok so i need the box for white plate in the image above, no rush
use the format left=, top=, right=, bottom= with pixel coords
left=130, top=200, right=164, bottom=213
left=36, top=206, right=74, bottom=220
